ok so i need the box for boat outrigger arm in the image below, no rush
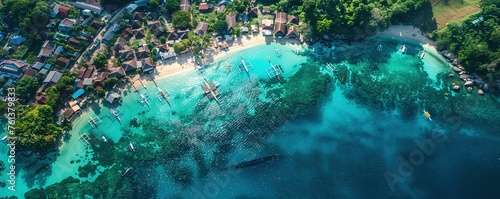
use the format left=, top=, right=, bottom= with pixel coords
left=158, top=87, right=171, bottom=105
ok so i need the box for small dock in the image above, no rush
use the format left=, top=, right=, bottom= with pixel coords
left=201, top=78, right=220, bottom=103
left=80, top=134, right=91, bottom=145
left=88, top=115, right=103, bottom=128
left=418, top=50, right=426, bottom=59
left=239, top=58, right=253, bottom=78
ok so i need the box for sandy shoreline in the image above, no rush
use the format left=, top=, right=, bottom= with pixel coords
left=131, top=25, right=434, bottom=87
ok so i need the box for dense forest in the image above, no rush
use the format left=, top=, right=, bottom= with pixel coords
left=260, top=0, right=430, bottom=39
left=433, top=0, right=500, bottom=77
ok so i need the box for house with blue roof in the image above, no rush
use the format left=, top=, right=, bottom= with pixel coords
left=10, top=35, right=26, bottom=45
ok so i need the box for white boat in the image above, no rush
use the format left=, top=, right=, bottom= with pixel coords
left=129, top=141, right=136, bottom=152
left=1, top=136, right=7, bottom=142
left=122, top=167, right=131, bottom=177
left=377, top=44, right=383, bottom=51
left=139, top=93, right=150, bottom=106
left=110, top=108, right=121, bottom=122
left=102, top=136, right=108, bottom=143
left=326, top=63, right=336, bottom=72
left=400, top=44, right=407, bottom=53
left=156, top=87, right=171, bottom=105
left=296, top=47, right=300, bottom=54
left=276, top=48, right=282, bottom=57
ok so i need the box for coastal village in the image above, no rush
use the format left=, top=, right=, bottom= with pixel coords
left=0, top=0, right=303, bottom=124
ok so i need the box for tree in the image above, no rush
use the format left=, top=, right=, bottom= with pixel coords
left=13, top=105, right=63, bottom=151
left=173, top=42, right=186, bottom=54
left=202, top=34, right=212, bottom=48
left=104, top=77, right=118, bottom=89
left=149, top=0, right=160, bottom=8
left=86, top=86, right=95, bottom=93
left=160, top=36, right=166, bottom=44
left=96, top=89, right=106, bottom=98
left=16, top=76, right=39, bottom=102
left=172, top=11, right=191, bottom=29
left=165, top=0, right=181, bottom=14
left=317, top=18, right=333, bottom=35
left=94, top=53, right=108, bottom=69
left=45, top=86, right=60, bottom=110
left=211, top=20, right=228, bottom=35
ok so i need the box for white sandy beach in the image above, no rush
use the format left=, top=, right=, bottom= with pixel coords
left=377, top=25, right=435, bottom=46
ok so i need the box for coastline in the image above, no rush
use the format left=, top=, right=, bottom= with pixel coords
left=377, top=25, right=435, bottom=46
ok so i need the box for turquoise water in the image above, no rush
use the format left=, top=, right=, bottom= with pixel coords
left=2, top=38, right=500, bottom=198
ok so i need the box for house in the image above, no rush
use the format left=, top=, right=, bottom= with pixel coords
left=226, top=12, right=237, bottom=34
left=122, top=59, right=138, bottom=73
left=131, top=20, right=142, bottom=29
left=118, top=48, right=134, bottom=61
left=121, top=27, right=133, bottom=40
left=89, top=19, right=101, bottom=30
left=43, top=71, right=63, bottom=85
left=177, top=29, right=189, bottom=39
left=136, top=45, right=150, bottom=59
left=9, top=36, right=26, bottom=45
left=22, top=68, right=37, bottom=80
left=148, top=21, right=164, bottom=37
left=142, top=57, right=154, bottom=72
left=195, top=22, right=209, bottom=35
left=262, top=6, right=271, bottom=14
left=159, top=51, right=176, bottom=60
left=58, top=18, right=76, bottom=32
left=51, top=4, right=61, bottom=18
left=105, top=91, right=121, bottom=104
left=35, top=92, right=47, bottom=104
left=274, top=12, right=287, bottom=37
left=126, top=4, right=138, bottom=13
left=133, top=28, right=145, bottom=39
left=167, top=31, right=178, bottom=41
left=54, top=46, right=65, bottom=56
left=74, top=2, right=103, bottom=14
left=286, top=25, right=299, bottom=38
left=68, top=38, right=80, bottom=48
left=0, top=59, right=29, bottom=79
left=58, top=5, right=71, bottom=18
left=133, top=12, right=144, bottom=21
left=38, top=40, right=57, bottom=58
left=247, top=7, right=259, bottom=18
left=241, top=26, right=249, bottom=34
left=93, top=72, right=109, bottom=90
left=180, top=0, right=190, bottom=11
left=114, top=37, right=127, bottom=51
left=158, top=44, right=169, bottom=52
left=147, top=21, right=161, bottom=30
left=109, top=67, right=126, bottom=78
left=251, top=24, right=259, bottom=33
left=199, top=3, right=213, bottom=12
left=78, top=66, right=95, bottom=79
left=216, top=4, right=226, bottom=13
left=102, top=28, right=117, bottom=44
left=33, top=62, right=44, bottom=70
left=287, top=15, right=299, bottom=24
left=56, top=57, right=71, bottom=68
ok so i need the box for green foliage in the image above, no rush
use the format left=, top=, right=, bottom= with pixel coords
left=96, top=89, right=106, bottom=98
left=149, top=0, right=160, bottom=8
left=45, top=86, right=60, bottom=110
left=94, top=53, right=108, bottom=69
left=104, top=77, right=118, bottom=89
left=15, top=76, right=39, bottom=102
left=173, top=42, right=187, bottom=54
left=433, top=1, right=500, bottom=76
left=172, top=11, right=191, bottom=29
left=165, top=0, right=181, bottom=14
left=211, top=20, right=228, bottom=35
left=13, top=105, right=63, bottom=151
left=0, top=100, right=7, bottom=115
left=160, top=36, right=166, bottom=44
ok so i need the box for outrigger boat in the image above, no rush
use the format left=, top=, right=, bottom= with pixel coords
left=201, top=78, right=220, bottom=103
left=276, top=48, right=282, bottom=57
left=266, top=57, right=283, bottom=80
left=423, top=111, right=432, bottom=121
left=156, top=87, right=171, bottom=105
left=1, top=135, right=7, bottom=142
left=418, top=50, right=426, bottom=59
left=239, top=58, right=253, bottom=78
left=377, top=44, right=383, bottom=51
left=129, top=141, right=136, bottom=152
left=102, top=136, right=108, bottom=143
left=139, top=93, right=150, bottom=106
left=326, top=63, right=336, bottom=72
left=109, top=108, right=121, bottom=122
left=400, top=44, right=407, bottom=54
left=88, top=116, right=102, bottom=128
left=226, top=63, right=231, bottom=73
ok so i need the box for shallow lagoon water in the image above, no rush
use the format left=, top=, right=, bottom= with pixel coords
left=1, top=37, right=500, bottom=198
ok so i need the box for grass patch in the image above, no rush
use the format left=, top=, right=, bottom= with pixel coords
left=431, top=0, right=481, bottom=29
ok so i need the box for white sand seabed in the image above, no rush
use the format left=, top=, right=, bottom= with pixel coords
left=377, top=25, right=436, bottom=46
left=132, top=33, right=270, bottom=87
